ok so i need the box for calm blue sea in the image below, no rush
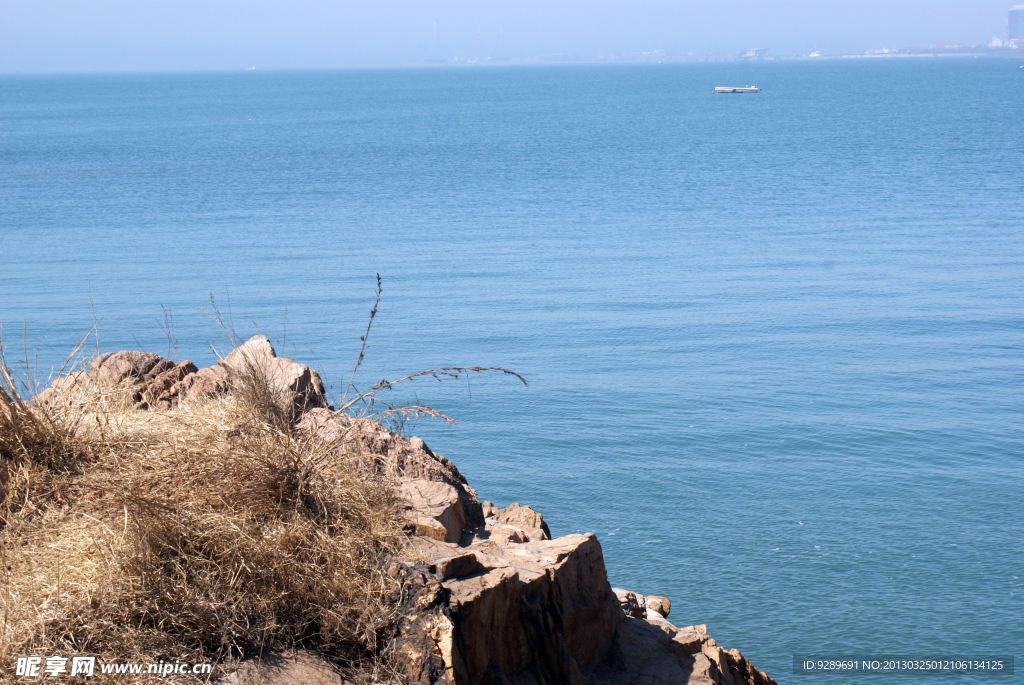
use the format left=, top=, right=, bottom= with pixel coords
left=2, top=60, right=1023, bottom=682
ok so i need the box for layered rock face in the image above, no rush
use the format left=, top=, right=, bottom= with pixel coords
left=380, top=477, right=776, bottom=685
left=295, top=383, right=778, bottom=685
left=35, top=336, right=775, bottom=685
left=34, top=335, right=327, bottom=416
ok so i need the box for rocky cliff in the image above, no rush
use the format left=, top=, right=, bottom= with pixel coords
left=306, top=422, right=776, bottom=685
left=29, top=336, right=776, bottom=685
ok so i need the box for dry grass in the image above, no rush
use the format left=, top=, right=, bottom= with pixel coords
left=0, top=338, right=407, bottom=683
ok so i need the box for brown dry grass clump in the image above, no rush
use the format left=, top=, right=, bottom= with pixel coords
left=0, top=339, right=407, bottom=684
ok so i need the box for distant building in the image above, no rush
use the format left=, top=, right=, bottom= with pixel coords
left=740, top=48, right=768, bottom=60
left=1010, top=5, right=1024, bottom=41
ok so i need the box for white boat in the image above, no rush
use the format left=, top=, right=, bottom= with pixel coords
left=714, top=85, right=760, bottom=93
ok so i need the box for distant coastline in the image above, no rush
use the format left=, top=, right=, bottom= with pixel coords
left=406, top=49, right=1024, bottom=68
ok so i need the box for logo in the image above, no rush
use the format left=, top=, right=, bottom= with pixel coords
left=16, top=657, right=95, bottom=678
left=13, top=656, right=211, bottom=678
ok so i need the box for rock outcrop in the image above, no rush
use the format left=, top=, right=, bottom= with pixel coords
left=381, top=534, right=775, bottom=685
left=33, top=337, right=774, bottom=685
left=297, top=414, right=487, bottom=533
left=295, top=409, right=778, bottom=685
left=482, top=501, right=552, bottom=542
left=34, top=335, right=327, bottom=416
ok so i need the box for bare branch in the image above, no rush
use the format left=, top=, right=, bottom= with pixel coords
left=338, top=365, right=527, bottom=414
left=341, top=273, right=382, bottom=408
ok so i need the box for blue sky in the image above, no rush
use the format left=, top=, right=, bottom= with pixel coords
left=0, top=1, right=1017, bottom=71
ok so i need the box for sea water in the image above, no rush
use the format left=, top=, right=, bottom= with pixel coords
left=2, top=59, right=1022, bottom=682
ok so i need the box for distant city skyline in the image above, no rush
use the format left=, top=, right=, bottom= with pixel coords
left=0, top=1, right=1020, bottom=72
left=1010, top=5, right=1024, bottom=40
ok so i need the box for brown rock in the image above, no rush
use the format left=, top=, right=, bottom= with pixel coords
left=37, top=351, right=208, bottom=411
left=409, top=436, right=433, bottom=454
left=599, top=615, right=777, bottom=685
left=646, top=595, right=671, bottom=618
left=393, top=529, right=776, bottom=685
left=392, top=533, right=624, bottom=685
left=400, top=479, right=468, bottom=544
left=613, top=588, right=647, bottom=619
left=486, top=524, right=529, bottom=545
left=391, top=609, right=455, bottom=685
left=173, top=364, right=230, bottom=403
left=504, top=534, right=623, bottom=673
left=142, top=358, right=177, bottom=381
left=446, top=566, right=530, bottom=683
left=722, top=647, right=777, bottom=685
left=218, top=651, right=344, bottom=685
left=298, top=409, right=486, bottom=530
left=493, top=502, right=551, bottom=540
left=432, top=553, right=483, bottom=580
left=90, top=351, right=164, bottom=386
left=673, top=629, right=707, bottom=655
left=602, top=617, right=714, bottom=684
left=139, top=361, right=198, bottom=409
left=85, top=350, right=166, bottom=407
left=221, top=334, right=276, bottom=369
left=219, top=335, right=328, bottom=415
left=703, top=644, right=739, bottom=685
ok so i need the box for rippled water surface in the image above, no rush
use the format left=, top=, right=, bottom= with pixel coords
left=2, top=60, right=1023, bottom=681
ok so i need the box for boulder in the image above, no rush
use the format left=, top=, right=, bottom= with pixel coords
left=34, top=352, right=201, bottom=410
left=492, top=502, right=551, bottom=540
left=139, top=360, right=198, bottom=409
left=172, top=364, right=230, bottom=403
left=410, top=436, right=433, bottom=454
left=502, top=534, right=623, bottom=675
left=646, top=595, right=671, bottom=618
left=486, top=524, right=530, bottom=545
left=217, top=335, right=328, bottom=416
left=90, top=351, right=164, bottom=386
left=673, top=627, right=708, bottom=655
left=613, top=588, right=647, bottom=619
left=400, top=479, right=468, bottom=544
left=602, top=617, right=717, bottom=685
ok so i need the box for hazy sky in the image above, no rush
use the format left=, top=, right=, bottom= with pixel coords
left=0, top=1, right=1017, bottom=72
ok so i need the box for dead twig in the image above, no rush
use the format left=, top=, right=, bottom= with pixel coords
left=340, top=274, right=381, bottom=410
left=338, top=365, right=527, bottom=415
